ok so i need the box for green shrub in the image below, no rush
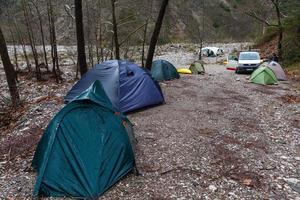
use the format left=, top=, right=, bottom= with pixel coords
left=219, top=2, right=231, bottom=13
left=254, top=9, right=300, bottom=67
left=282, top=10, right=300, bottom=66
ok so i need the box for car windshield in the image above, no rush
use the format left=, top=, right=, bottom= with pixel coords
left=239, top=53, right=260, bottom=60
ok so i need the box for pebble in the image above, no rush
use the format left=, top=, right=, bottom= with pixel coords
left=208, top=185, right=217, bottom=192
left=284, top=178, right=300, bottom=184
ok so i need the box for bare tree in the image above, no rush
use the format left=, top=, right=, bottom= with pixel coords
left=13, top=19, right=31, bottom=71
left=47, top=0, right=60, bottom=82
left=132, top=0, right=153, bottom=67
left=0, top=28, right=20, bottom=106
left=75, top=0, right=88, bottom=76
left=8, top=26, right=19, bottom=75
left=30, top=0, right=49, bottom=72
left=96, top=0, right=104, bottom=63
left=3, top=10, right=20, bottom=74
left=22, top=0, right=41, bottom=80
left=141, top=19, right=149, bottom=67
left=272, top=0, right=283, bottom=61
left=199, top=0, right=205, bottom=60
left=111, top=0, right=120, bottom=59
left=145, top=0, right=170, bottom=70
left=243, top=0, right=284, bottom=60
left=85, top=1, right=94, bottom=67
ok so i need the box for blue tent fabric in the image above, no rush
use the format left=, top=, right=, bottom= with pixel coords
left=32, top=81, right=135, bottom=198
left=65, top=60, right=164, bottom=113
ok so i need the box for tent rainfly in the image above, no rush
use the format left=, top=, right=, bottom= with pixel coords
left=189, top=62, right=205, bottom=74
left=151, top=59, right=180, bottom=81
left=250, top=67, right=278, bottom=85
left=32, top=81, right=135, bottom=198
left=65, top=60, right=164, bottom=113
left=268, top=61, right=287, bottom=81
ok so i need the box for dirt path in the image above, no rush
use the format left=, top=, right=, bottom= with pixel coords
left=101, top=64, right=300, bottom=199
left=0, top=46, right=300, bottom=199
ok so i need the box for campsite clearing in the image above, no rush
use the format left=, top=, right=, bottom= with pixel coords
left=0, top=44, right=300, bottom=199
left=102, top=63, right=300, bottom=199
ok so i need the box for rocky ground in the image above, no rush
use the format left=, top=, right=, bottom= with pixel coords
left=0, top=44, right=300, bottom=199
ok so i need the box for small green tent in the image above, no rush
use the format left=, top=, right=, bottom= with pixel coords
left=189, top=61, right=205, bottom=74
left=250, top=67, right=278, bottom=85
left=151, top=59, right=180, bottom=81
left=32, top=81, right=135, bottom=198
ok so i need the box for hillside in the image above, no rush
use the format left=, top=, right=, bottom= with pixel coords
left=0, top=0, right=260, bottom=45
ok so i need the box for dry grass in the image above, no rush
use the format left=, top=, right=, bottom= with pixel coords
left=286, top=62, right=300, bottom=83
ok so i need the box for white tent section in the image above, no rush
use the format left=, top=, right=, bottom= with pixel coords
left=201, top=47, right=223, bottom=56
left=268, top=61, right=287, bottom=81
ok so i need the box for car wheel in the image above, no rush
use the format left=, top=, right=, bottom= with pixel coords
left=235, top=69, right=240, bottom=74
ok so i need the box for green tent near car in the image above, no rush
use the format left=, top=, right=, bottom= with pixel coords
left=189, top=61, right=205, bottom=74
left=151, top=59, right=180, bottom=81
left=250, top=66, right=278, bottom=85
left=32, top=81, right=135, bottom=199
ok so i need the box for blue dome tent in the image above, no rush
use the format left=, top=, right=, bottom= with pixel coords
left=65, top=60, right=164, bottom=113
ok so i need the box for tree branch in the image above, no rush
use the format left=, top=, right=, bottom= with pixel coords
left=119, top=23, right=146, bottom=46
left=64, top=4, right=75, bottom=19
left=117, top=14, right=136, bottom=25
left=245, top=11, right=279, bottom=27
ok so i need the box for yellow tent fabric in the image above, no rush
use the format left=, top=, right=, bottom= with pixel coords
left=177, top=68, right=192, bottom=74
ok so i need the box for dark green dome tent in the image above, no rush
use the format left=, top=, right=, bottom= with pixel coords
left=32, top=81, right=135, bottom=199
left=151, top=59, right=180, bottom=81
left=189, top=61, right=205, bottom=74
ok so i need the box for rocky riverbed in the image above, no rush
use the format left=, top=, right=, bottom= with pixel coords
left=0, top=44, right=300, bottom=199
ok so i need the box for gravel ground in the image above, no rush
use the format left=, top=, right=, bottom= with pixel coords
left=0, top=44, right=300, bottom=199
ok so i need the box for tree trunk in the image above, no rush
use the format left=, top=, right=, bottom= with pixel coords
left=99, top=0, right=104, bottom=63
left=199, top=37, right=203, bottom=60
left=8, top=27, right=19, bottom=74
left=32, top=1, right=49, bottom=72
left=13, top=20, right=31, bottom=71
left=22, top=0, right=41, bottom=80
left=47, top=0, right=60, bottom=82
left=145, top=0, right=169, bottom=70
left=47, top=2, right=55, bottom=72
left=110, top=35, right=114, bottom=60
left=0, top=28, right=20, bottom=106
left=111, top=0, right=120, bottom=59
left=141, top=0, right=153, bottom=67
left=199, top=0, right=205, bottom=61
left=95, top=24, right=100, bottom=63
left=141, top=19, right=149, bottom=67
left=273, top=0, right=283, bottom=61
left=75, top=0, right=88, bottom=76
left=85, top=1, right=94, bottom=67
left=96, top=0, right=104, bottom=63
